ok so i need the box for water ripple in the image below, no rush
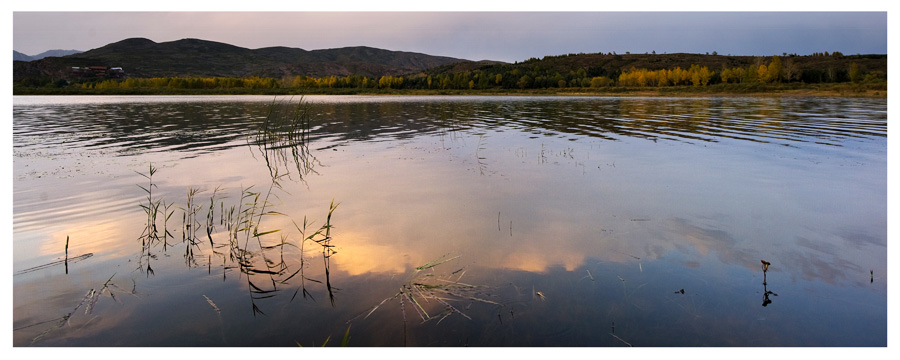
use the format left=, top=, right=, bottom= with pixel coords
left=13, top=96, right=886, bottom=159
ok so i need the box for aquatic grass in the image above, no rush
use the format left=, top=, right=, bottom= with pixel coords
left=205, top=186, right=223, bottom=247
left=415, top=253, right=460, bottom=272
left=161, top=201, right=175, bottom=249
left=297, top=324, right=351, bottom=347
left=18, top=273, right=135, bottom=345
left=761, top=260, right=777, bottom=307
left=12, top=232, right=96, bottom=277
left=202, top=294, right=226, bottom=343
left=582, top=270, right=595, bottom=282
left=14, top=253, right=94, bottom=276
left=283, top=200, right=340, bottom=305
left=64, top=236, right=69, bottom=274
left=182, top=187, right=204, bottom=245
left=616, top=274, right=648, bottom=310
left=136, top=163, right=163, bottom=246
left=350, top=254, right=501, bottom=343
left=285, top=216, right=318, bottom=302
left=126, top=162, right=345, bottom=318
left=253, top=96, right=321, bottom=183
left=609, top=332, right=633, bottom=347
left=22, top=289, right=94, bottom=345
left=475, top=133, right=489, bottom=175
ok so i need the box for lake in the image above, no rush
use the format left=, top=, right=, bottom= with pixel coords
left=11, top=95, right=887, bottom=347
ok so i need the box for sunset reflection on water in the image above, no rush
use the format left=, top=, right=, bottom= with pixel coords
left=13, top=95, right=886, bottom=346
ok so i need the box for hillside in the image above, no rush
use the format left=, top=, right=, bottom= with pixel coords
left=425, top=52, right=887, bottom=86
left=12, top=38, right=886, bottom=96
left=12, top=37, right=473, bottom=80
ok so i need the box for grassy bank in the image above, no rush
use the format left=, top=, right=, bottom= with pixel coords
left=13, top=82, right=886, bottom=98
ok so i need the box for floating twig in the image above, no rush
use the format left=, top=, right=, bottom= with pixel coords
left=610, top=332, right=633, bottom=347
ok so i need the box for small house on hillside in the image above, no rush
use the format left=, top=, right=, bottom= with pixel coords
left=71, top=66, right=126, bottom=78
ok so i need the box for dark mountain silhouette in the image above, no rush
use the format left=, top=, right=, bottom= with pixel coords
left=13, top=37, right=473, bottom=80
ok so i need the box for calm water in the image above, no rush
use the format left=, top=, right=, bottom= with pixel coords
left=12, top=95, right=887, bottom=346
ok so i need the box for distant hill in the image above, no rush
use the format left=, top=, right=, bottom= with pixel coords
left=12, top=38, right=885, bottom=93
left=13, top=49, right=82, bottom=61
left=421, top=51, right=887, bottom=88
left=13, top=38, right=474, bottom=80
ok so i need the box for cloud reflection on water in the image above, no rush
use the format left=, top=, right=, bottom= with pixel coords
left=13, top=95, right=886, bottom=346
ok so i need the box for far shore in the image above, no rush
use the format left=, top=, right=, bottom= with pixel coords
left=12, top=83, right=887, bottom=98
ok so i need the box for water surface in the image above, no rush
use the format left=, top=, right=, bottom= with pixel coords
left=12, top=95, right=887, bottom=346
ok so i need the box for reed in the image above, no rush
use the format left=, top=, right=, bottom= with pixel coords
left=182, top=187, right=203, bottom=245
left=136, top=163, right=162, bottom=245
left=761, top=260, right=777, bottom=306
left=290, top=200, right=340, bottom=306
left=64, top=236, right=69, bottom=274
left=161, top=201, right=174, bottom=249
left=475, top=134, right=488, bottom=175
left=25, top=289, right=94, bottom=344
left=350, top=254, right=501, bottom=343
left=22, top=272, right=134, bottom=345
left=14, top=254, right=94, bottom=276
left=128, top=162, right=346, bottom=317
left=205, top=186, right=223, bottom=247
left=253, top=97, right=320, bottom=183
left=203, top=294, right=225, bottom=342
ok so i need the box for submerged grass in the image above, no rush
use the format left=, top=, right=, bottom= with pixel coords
left=18, top=273, right=136, bottom=345
left=349, top=254, right=502, bottom=344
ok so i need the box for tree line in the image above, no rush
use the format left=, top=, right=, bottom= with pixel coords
left=66, top=55, right=884, bottom=91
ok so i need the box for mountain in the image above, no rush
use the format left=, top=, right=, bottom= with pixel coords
left=13, top=38, right=473, bottom=80
left=13, top=49, right=83, bottom=61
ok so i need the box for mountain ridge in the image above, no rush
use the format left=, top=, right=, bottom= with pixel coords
left=12, top=37, right=886, bottom=93
left=13, top=37, right=477, bottom=80
left=13, top=49, right=83, bottom=61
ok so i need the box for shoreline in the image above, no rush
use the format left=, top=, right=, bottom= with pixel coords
left=12, top=84, right=887, bottom=98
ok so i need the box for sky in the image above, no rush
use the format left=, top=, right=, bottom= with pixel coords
left=9, top=4, right=889, bottom=63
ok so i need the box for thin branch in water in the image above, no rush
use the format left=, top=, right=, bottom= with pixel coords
left=610, top=332, right=633, bottom=347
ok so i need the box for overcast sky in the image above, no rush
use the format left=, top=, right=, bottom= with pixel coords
left=9, top=5, right=890, bottom=63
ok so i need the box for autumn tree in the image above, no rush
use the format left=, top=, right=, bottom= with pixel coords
left=720, top=68, right=735, bottom=83
left=756, top=64, right=769, bottom=83
left=765, top=55, right=782, bottom=83
left=590, top=76, right=613, bottom=87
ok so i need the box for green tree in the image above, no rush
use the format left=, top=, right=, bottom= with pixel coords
left=517, top=75, right=534, bottom=89
left=849, top=62, right=861, bottom=83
